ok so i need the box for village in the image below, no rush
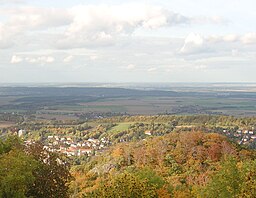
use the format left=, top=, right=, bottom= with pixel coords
left=17, top=127, right=156, bottom=157
left=15, top=125, right=256, bottom=158
left=223, top=129, right=256, bottom=145
left=17, top=129, right=111, bottom=157
left=44, top=135, right=111, bottom=157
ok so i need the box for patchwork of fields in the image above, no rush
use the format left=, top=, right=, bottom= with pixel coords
left=1, top=85, right=256, bottom=125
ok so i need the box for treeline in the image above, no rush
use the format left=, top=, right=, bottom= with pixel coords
left=0, top=113, right=24, bottom=123
left=97, top=115, right=256, bottom=128
left=69, top=131, right=256, bottom=197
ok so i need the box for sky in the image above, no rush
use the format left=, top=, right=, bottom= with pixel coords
left=0, top=0, right=256, bottom=83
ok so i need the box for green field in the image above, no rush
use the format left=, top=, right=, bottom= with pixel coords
left=108, top=122, right=133, bottom=132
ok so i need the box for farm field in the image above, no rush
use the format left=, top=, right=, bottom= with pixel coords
left=1, top=85, right=256, bottom=122
left=0, top=121, right=15, bottom=128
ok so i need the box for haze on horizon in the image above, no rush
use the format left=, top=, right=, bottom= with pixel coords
left=0, top=0, right=256, bottom=83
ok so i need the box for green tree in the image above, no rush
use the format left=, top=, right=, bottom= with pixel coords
left=0, top=136, right=22, bottom=155
left=239, top=160, right=256, bottom=198
left=85, top=172, right=157, bottom=198
left=0, top=149, right=37, bottom=198
left=203, top=157, right=241, bottom=198
left=136, top=167, right=165, bottom=189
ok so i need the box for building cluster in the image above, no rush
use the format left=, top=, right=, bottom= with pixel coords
left=43, top=136, right=110, bottom=157
left=20, top=135, right=109, bottom=157
left=223, top=129, right=256, bottom=145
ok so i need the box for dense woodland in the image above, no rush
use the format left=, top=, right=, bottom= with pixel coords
left=0, top=115, right=256, bottom=197
left=69, top=131, right=256, bottom=197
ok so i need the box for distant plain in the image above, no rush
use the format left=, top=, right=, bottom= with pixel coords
left=1, top=83, right=256, bottom=122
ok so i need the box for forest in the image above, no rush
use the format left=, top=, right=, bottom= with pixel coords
left=0, top=114, right=256, bottom=197
left=70, top=131, right=256, bottom=197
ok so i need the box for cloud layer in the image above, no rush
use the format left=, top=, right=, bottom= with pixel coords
left=0, top=4, right=227, bottom=49
left=0, top=1, right=256, bottom=83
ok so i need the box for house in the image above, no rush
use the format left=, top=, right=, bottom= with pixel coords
left=59, top=146, right=67, bottom=151
left=65, top=147, right=78, bottom=156
left=144, top=130, right=152, bottom=135
left=70, top=143, right=77, bottom=148
left=18, top=129, right=26, bottom=137
left=88, top=138, right=94, bottom=142
left=78, top=148, right=92, bottom=156
left=24, top=140, right=32, bottom=145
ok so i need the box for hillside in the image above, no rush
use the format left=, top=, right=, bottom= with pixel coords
left=69, top=131, right=256, bottom=198
left=1, top=115, right=256, bottom=197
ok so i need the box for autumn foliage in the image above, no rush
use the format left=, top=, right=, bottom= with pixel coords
left=70, top=131, right=256, bottom=197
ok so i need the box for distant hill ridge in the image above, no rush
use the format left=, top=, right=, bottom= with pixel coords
left=0, top=87, right=178, bottom=97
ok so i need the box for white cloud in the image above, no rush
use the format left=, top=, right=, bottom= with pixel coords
left=0, top=7, right=72, bottom=49
left=10, top=55, right=23, bottom=63
left=26, top=57, right=37, bottom=63
left=63, top=55, right=74, bottom=63
left=207, top=33, right=256, bottom=45
left=178, top=32, right=247, bottom=56
left=194, top=64, right=207, bottom=70
left=231, top=49, right=239, bottom=56
left=125, top=64, right=136, bottom=70
left=0, top=4, right=229, bottom=50
left=180, top=33, right=205, bottom=54
left=192, top=16, right=227, bottom=25
left=45, top=56, right=55, bottom=63
left=19, top=56, right=56, bottom=64
left=223, top=34, right=238, bottom=42
left=241, top=32, right=256, bottom=44
left=3, top=7, right=72, bottom=30
left=68, top=4, right=188, bottom=33
left=147, top=67, right=157, bottom=72
left=0, top=1, right=256, bottom=83
left=58, top=4, right=190, bottom=48
left=89, top=55, right=98, bottom=60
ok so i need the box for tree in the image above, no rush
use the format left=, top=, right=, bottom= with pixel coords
left=85, top=172, right=157, bottom=198
left=26, top=142, right=73, bottom=198
left=239, top=160, right=256, bottom=198
left=0, top=149, right=37, bottom=198
left=202, top=157, right=241, bottom=198
left=0, top=136, right=22, bottom=155
left=136, top=167, right=165, bottom=189
left=0, top=137, right=73, bottom=198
